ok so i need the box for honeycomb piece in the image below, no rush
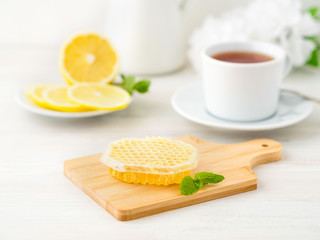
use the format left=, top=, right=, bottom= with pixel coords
left=100, top=137, right=198, bottom=185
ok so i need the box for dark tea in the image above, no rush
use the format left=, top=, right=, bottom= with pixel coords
left=212, top=51, right=273, bottom=63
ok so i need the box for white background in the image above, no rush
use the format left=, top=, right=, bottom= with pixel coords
left=1, top=0, right=319, bottom=46
left=0, top=0, right=318, bottom=80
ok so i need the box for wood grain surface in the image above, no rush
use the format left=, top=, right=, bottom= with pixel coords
left=64, top=136, right=282, bottom=221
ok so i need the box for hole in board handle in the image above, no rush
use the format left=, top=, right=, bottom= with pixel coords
left=262, top=144, right=268, bottom=147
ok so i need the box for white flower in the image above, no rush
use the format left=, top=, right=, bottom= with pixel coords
left=188, top=0, right=320, bottom=72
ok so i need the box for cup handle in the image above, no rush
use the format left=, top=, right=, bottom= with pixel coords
left=283, top=54, right=292, bottom=78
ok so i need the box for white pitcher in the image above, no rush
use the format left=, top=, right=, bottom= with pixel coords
left=105, top=0, right=188, bottom=75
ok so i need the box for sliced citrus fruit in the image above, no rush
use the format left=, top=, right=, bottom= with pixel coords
left=25, top=84, right=52, bottom=108
left=59, top=33, right=119, bottom=85
left=43, top=86, right=86, bottom=112
left=68, top=83, right=130, bottom=110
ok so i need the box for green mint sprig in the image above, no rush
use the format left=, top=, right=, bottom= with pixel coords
left=308, top=6, right=320, bottom=20
left=306, top=36, right=319, bottom=67
left=180, top=172, right=225, bottom=195
left=305, top=6, right=320, bottom=67
left=120, top=74, right=151, bottom=95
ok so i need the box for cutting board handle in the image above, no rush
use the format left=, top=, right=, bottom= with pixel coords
left=244, top=139, right=282, bottom=168
left=179, top=136, right=282, bottom=171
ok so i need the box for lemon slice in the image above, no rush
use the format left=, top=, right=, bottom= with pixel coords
left=60, top=33, right=119, bottom=85
left=43, top=86, right=86, bottom=112
left=68, top=83, right=130, bottom=110
left=25, top=84, right=52, bottom=108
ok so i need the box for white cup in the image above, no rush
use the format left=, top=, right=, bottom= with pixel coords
left=202, top=41, right=290, bottom=122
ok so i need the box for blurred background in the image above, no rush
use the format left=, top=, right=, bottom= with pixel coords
left=0, top=0, right=318, bottom=45
left=1, top=0, right=318, bottom=77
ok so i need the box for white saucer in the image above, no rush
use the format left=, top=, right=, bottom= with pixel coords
left=15, top=87, right=126, bottom=118
left=171, top=82, right=313, bottom=131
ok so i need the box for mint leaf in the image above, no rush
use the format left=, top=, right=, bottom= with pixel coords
left=194, top=172, right=225, bottom=185
left=134, top=80, right=150, bottom=93
left=193, top=178, right=203, bottom=189
left=119, top=74, right=151, bottom=95
left=305, top=7, right=320, bottom=67
left=308, top=6, right=320, bottom=20
left=307, top=48, right=319, bottom=67
left=121, top=75, right=136, bottom=94
left=305, top=36, right=319, bottom=67
left=180, top=172, right=225, bottom=195
left=180, top=176, right=199, bottom=195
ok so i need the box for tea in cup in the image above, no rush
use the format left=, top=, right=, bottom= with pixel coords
left=202, top=41, right=291, bottom=122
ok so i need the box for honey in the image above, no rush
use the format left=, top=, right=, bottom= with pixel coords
left=100, top=137, right=198, bottom=185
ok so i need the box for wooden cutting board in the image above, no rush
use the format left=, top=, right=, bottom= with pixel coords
left=64, top=136, right=282, bottom=221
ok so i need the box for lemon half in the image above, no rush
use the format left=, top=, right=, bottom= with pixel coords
left=59, top=33, right=119, bottom=85
left=68, top=83, right=130, bottom=110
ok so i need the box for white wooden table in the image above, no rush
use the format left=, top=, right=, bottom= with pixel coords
left=1, top=47, right=320, bottom=240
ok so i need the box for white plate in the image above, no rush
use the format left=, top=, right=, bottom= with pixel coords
left=171, top=82, right=313, bottom=131
left=15, top=87, right=126, bottom=118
